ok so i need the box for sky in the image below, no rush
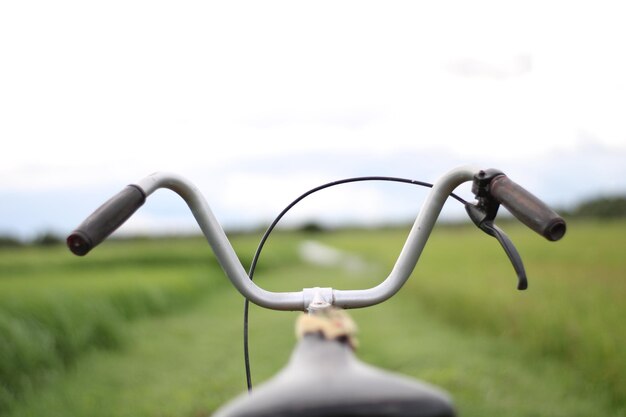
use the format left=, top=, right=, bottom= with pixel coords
left=1, top=1, right=625, bottom=240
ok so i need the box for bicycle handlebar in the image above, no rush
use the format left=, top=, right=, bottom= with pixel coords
left=66, top=166, right=565, bottom=311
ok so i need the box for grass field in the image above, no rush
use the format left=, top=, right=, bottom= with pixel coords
left=0, top=238, right=222, bottom=413
left=1, top=219, right=624, bottom=416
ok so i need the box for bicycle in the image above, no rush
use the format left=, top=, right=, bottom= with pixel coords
left=67, top=165, right=566, bottom=417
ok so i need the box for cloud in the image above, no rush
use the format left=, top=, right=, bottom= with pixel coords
left=447, top=54, right=532, bottom=79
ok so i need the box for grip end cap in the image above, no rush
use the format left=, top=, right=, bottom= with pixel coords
left=67, top=231, right=93, bottom=256
left=544, top=218, right=567, bottom=242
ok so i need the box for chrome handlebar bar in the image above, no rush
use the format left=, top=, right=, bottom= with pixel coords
left=69, top=166, right=480, bottom=311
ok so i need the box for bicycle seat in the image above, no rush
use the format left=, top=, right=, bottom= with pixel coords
left=213, top=332, right=456, bottom=417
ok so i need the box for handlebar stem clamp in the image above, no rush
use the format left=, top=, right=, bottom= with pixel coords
left=303, top=287, right=335, bottom=312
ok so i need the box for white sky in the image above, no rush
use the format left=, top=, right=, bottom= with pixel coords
left=1, top=1, right=625, bottom=236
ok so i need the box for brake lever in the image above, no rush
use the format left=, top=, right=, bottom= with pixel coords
left=471, top=214, right=528, bottom=290
left=465, top=170, right=528, bottom=290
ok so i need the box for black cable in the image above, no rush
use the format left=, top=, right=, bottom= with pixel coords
left=243, top=176, right=469, bottom=392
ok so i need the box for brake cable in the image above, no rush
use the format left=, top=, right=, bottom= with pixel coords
left=243, top=176, right=469, bottom=392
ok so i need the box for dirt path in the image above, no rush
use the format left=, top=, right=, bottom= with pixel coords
left=298, top=240, right=369, bottom=273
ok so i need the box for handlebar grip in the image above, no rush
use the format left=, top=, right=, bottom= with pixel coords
left=66, top=185, right=146, bottom=256
left=490, top=175, right=566, bottom=241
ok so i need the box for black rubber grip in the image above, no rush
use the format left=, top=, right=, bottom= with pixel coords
left=490, top=175, right=566, bottom=241
left=66, top=185, right=146, bottom=256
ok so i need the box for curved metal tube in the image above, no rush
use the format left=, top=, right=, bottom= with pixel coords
left=333, top=166, right=476, bottom=308
left=135, top=172, right=305, bottom=310
left=134, top=166, right=479, bottom=311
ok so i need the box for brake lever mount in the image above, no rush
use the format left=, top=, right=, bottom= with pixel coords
left=465, top=169, right=528, bottom=290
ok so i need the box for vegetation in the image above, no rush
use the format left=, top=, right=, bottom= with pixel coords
left=569, top=196, right=626, bottom=219
left=0, top=236, right=22, bottom=248
left=1, top=220, right=624, bottom=416
left=0, top=239, right=223, bottom=414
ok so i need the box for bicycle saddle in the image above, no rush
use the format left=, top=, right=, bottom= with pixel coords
left=213, top=311, right=456, bottom=417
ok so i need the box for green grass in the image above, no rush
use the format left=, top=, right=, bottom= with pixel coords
left=1, top=220, right=625, bottom=416
left=5, top=287, right=619, bottom=417
left=0, top=238, right=224, bottom=413
left=411, top=220, right=626, bottom=411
